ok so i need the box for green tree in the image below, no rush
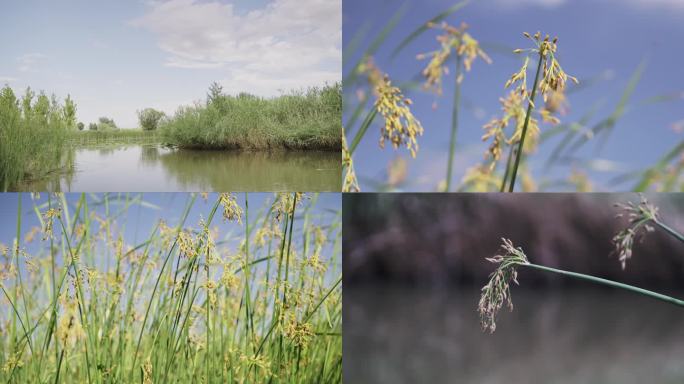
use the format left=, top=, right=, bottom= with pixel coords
left=89, top=122, right=98, bottom=131
left=77, top=122, right=84, bottom=131
left=137, top=108, right=165, bottom=131
left=97, top=117, right=117, bottom=131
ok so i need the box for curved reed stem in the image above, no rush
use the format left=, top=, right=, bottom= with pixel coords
left=524, top=263, right=684, bottom=307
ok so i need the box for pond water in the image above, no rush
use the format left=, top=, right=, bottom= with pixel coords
left=21, top=144, right=341, bottom=191
left=345, top=285, right=684, bottom=384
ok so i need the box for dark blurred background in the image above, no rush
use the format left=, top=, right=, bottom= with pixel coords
left=343, top=194, right=684, bottom=384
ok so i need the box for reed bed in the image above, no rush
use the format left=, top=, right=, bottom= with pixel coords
left=0, top=86, right=71, bottom=191
left=161, top=84, right=342, bottom=151
left=0, top=192, right=342, bottom=383
left=68, top=130, right=160, bottom=146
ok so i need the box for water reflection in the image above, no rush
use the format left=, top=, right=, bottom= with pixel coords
left=345, top=286, right=684, bottom=384
left=20, top=144, right=341, bottom=191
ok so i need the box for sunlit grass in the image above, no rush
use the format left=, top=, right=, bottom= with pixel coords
left=0, top=193, right=342, bottom=383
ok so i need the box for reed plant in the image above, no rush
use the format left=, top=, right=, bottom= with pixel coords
left=479, top=195, right=684, bottom=333
left=344, top=1, right=678, bottom=192
left=0, top=192, right=342, bottom=383
left=160, top=84, right=341, bottom=151
left=0, top=86, right=73, bottom=191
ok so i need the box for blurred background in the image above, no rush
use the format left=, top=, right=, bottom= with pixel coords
left=343, top=193, right=684, bottom=383
left=343, top=0, right=684, bottom=191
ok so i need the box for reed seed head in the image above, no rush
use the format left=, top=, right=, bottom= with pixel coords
left=478, top=238, right=529, bottom=333
left=612, top=195, right=659, bottom=269
left=376, top=75, right=424, bottom=158
left=342, top=131, right=360, bottom=192
left=219, top=193, right=243, bottom=224
left=418, top=21, right=491, bottom=95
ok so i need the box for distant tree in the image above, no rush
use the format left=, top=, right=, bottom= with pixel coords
left=137, top=108, right=165, bottom=131
left=88, top=122, right=97, bottom=131
left=97, top=117, right=117, bottom=131
left=77, top=122, right=84, bottom=131
left=62, top=94, right=77, bottom=129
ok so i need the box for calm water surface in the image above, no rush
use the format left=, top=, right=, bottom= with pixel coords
left=22, top=144, right=341, bottom=191
left=345, top=285, right=684, bottom=384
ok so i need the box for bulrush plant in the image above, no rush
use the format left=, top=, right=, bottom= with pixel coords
left=0, top=193, right=342, bottom=383
left=480, top=195, right=684, bottom=334
left=417, top=21, right=491, bottom=191
left=478, top=31, right=577, bottom=192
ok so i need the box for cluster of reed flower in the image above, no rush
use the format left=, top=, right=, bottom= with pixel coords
left=417, top=21, right=491, bottom=96
left=473, top=31, right=577, bottom=192
left=478, top=239, right=529, bottom=333
left=480, top=195, right=684, bottom=335
left=0, top=193, right=341, bottom=383
left=612, top=195, right=659, bottom=269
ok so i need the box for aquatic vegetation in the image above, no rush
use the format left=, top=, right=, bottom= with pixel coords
left=160, top=83, right=342, bottom=151
left=0, top=193, right=342, bottom=383
left=345, top=1, right=679, bottom=192
left=417, top=21, right=490, bottom=191
left=0, top=85, right=73, bottom=191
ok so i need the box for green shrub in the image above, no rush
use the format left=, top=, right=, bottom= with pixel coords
left=77, top=121, right=84, bottom=130
left=161, top=82, right=342, bottom=151
left=137, top=108, right=165, bottom=131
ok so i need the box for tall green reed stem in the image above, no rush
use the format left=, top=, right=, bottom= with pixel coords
left=508, top=52, right=543, bottom=192
left=445, top=54, right=463, bottom=192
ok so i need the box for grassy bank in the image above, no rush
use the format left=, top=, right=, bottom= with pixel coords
left=0, top=193, right=342, bottom=383
left=0, top=86, right=72, bottom=191
left=161, top=83, right=342, bottom=151
left=69, top=129, right=160, bottom=146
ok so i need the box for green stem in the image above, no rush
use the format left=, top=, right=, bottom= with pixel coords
left=499, top=144, right=516, bottom=192
left=508, top=52, right=544, bottom=192
left=445, top=54, right=463, bottom=192
left=349, top=107, right=378, bottom=155
left=654, top=218, right=684, bottom=244
left=524, top=263, right=684, bottom=307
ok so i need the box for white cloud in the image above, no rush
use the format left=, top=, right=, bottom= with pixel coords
left=16, top=53, right=47, bottom=72
left=131, top=0, right=341, bottom=95
left=0, top=76, right=18, bottom=83
left=621, top=0, right=684, bottom=10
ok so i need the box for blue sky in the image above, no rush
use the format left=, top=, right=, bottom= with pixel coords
left=0, top=0, right=341, bottom=128
left=344, top=0, right=684, bottom=191
left=0, top=193, right=341, bottom=273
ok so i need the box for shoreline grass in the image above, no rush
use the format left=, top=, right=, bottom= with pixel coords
left=160, top=84, right=342, bottom=151
left=0, top=193, right=342, bottom=383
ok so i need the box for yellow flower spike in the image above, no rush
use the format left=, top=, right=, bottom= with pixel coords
left=218, top=193, right=243, bottom=224
left=342, top=131, right=360, bottom=192
left=418, top=21, right=491, bottom=95
left=375, top=75, right=424, bottom=158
